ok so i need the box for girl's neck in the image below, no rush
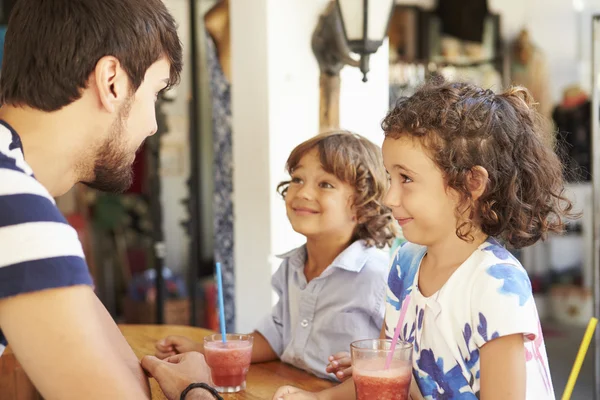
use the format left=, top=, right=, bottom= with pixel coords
left=304, top=233, right=354, bottom=282
left=426, top=229, right=489, bottom=270
left=417, top=229, right=489, bottom=297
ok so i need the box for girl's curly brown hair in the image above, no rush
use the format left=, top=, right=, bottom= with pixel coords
left=382, top=78, right=577, bottom=249
left=277, top=131, right=397, bottom=249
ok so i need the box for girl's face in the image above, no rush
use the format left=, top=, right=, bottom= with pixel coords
left=285, top=149, right=358, bottom=241
left=382, top=136, right=462, bottom=247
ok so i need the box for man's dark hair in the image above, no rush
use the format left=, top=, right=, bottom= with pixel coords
left=0, top=0, right=183, bottom=111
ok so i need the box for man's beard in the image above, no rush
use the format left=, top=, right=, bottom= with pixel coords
left=82, top=99, right=136, bottom=193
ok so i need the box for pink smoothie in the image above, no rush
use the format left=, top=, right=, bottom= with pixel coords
left=353, top=360, right=412, bottom=400
left=204, top=340, right=252, bottom=387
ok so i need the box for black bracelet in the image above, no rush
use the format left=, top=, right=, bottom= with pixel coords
left=179, top=382, right=223, bottom=400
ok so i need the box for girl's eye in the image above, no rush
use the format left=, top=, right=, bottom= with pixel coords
left=320, top=182, right=334, bottom=189
left=401, top=174, right=413, bottom=183
left=291, top=177, right=302, bottom=184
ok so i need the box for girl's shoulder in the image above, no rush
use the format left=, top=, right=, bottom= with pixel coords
left=467, top=238, right=533, bottom=307
left=473, top=237, right=524, bottom=272
left=388, top=241, right=427, bottom=282
left=390, top=240, right=426, bottom=265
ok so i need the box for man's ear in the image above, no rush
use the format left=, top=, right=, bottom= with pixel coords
left=92, top=55, right=130, bottom=114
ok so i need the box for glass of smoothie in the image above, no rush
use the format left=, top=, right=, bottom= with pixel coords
left=351, top=339, right=413, bottom=400
left=204, top=334, right=254, bottom=393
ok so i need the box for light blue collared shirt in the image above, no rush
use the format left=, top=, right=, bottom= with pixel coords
left=255, top=240, right=388, bottom=380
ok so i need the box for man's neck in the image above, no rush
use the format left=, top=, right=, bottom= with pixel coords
left=0, top=105, right=87, bottom=197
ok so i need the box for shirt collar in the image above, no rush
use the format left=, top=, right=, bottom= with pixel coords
left=0, top=120, right=23, bottom=153
left=276, top=240, right=371, bottom=274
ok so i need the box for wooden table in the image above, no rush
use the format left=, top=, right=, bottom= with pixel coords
left=0, top=345, right=41, bottom=400
left=2, top=324, right=334, bottom=400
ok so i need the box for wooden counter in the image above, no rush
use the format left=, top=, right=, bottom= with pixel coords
left=1, top=324, right=334, bottom=399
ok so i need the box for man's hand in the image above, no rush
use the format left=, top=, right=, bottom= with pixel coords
left=155, top=335, right=202, bottom=359
left=142, top=352, right=212, bottom=400
left=272, top=385, right=320, bottom=400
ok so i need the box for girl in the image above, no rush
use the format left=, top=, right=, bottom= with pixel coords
left=155, top=131, right=397, bottom=379
left=274, top=80, right=574, bottom=399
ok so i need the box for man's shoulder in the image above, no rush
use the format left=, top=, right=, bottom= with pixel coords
left=0, top=122, right=58, bottom=223
left=0, top=157, right=91, bottom=300
left=0, top=161, right=63, bottom=226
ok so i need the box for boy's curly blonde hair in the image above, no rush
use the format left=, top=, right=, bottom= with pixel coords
left=277, top=131, right=397, bottom=249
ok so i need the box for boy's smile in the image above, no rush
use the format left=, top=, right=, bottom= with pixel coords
left=285, top=149, right=357, bottom=240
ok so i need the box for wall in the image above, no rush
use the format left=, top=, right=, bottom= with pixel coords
left=340, top=44, right=390, bottom=147
left=231, top=0, right=390, bottom=332
left=160, top=0, right=218, bottom=277
left=158, top=0, right=191, bottom=277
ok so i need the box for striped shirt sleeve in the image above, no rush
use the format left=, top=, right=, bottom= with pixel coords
left=0, top=167, right=93, bottom=300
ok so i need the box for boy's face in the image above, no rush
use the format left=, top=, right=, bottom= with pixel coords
left=285, top=149, right=358, bottom=240
left=84, top=58, right=170, bottom=193
left=382, top=136, right=461, bottom=247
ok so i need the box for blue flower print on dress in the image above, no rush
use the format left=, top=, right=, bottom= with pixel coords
left=458, top=314, right=498, bottom=388
left=412, top=306, right=424, bottom=353
left=387, top=246, right=422, bottom=310
left=477, top=312, right=500, bottom=342
left=390, top=237, right=408, bottom=257
left=460, top=323, right=480, bottom=374
left=403, top=318, right=416, bottom=344
left=416, top=349, right=479, bottom=399
left=482, top=239, right=518, bottom=262
left=486, top=264, right=532, bottom=306
left=396, top=306, right=422, bottom=351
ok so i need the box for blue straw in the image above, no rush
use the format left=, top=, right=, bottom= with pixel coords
left=215, top=262, right=227, bottom=343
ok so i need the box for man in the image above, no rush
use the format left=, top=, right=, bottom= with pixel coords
left=0, top=0, right=213, bottom=398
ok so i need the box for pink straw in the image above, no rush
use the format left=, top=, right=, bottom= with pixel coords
left=385, top=294, right=411, bottom=369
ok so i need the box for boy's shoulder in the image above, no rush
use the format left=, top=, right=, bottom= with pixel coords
left=362, top=242, right=389, bottom=265
left=275, top=240, right=390, bottom=277
left=336, top=240, right=389, bottom=275
left=359, top=244, right=390, bottom=278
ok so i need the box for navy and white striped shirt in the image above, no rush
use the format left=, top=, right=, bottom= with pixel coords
left=0, top=121, right=93, bottom=356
